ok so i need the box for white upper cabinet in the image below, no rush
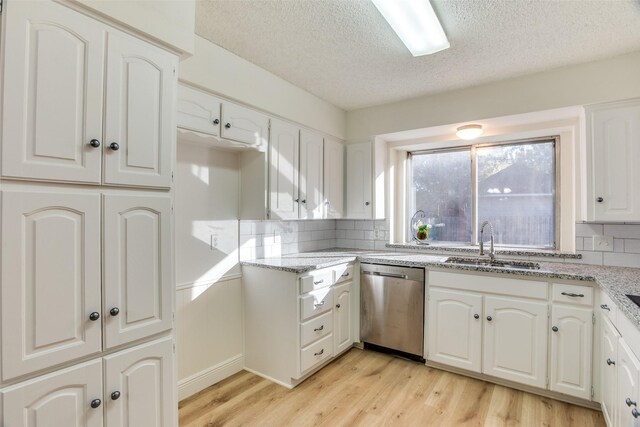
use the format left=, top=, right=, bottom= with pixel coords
left=299, top=129, right=324, bottom=219
left=1, top=360, right=103, bottom=427
left=483, top=295, right=548, bottom=388
left=269, top=119, right=300, bottom=220
left=103, top=194, right=173, bottom=349
left=104, top=337, right=175, bottom=427
left=1, top=1, right=105, bottom=184
left=345, top=141, right=373, bottom=219
left=586, top=99, right=640, bottom=221
left=221, top=101, right=269, bottom=150
left=1, top=191, right=102, bottom=380
left=103, top=32, right=177, bottom=188
left=323, top=137, right=344, bottom=218
left=177, top=84, right=222, bottom=137
left=1, top=1, right=177, bottom=188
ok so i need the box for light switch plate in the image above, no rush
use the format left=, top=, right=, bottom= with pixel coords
left=591, top=235, right=614, bottom=252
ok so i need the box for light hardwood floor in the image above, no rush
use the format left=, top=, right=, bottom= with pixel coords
left=179, top=348, right=605, bottom=427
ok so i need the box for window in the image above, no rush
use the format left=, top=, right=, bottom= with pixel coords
left=409, top=138, right=557, bottom=248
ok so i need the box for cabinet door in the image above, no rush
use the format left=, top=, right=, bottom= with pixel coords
left=617, top=339, right=640, bottom=427
left=483, top=296, right=548, bottom=388
left=1, top=1, right=104, bottom=183
left=103, top=194, right=173, bottom=348
left=427, top=288, right=482, bottom=373
left=269, top=119, right=299, bottom=220
left=602, top=317, right=620, bottom=427
left=177, top=84, right=221, bottom=136
left=299, top=130, right=324, bottom=219
left=589, top=102, right=640, bottom=221
left=103, top=31, right=176, bottom=188
left=1, top=191, right=102, bottom=380
left=550, top=305, right=593, bottom=399
left=323, top=137, right=344, bottom=218
left=221, top=101, right=269, bottom=149
left=333, top=282, right=353, bottom=355
left=345, top=141, right=372, bottom=219
left=2, top=359, right=103, bottom=427
left=104, top=337, right=174, bottom=427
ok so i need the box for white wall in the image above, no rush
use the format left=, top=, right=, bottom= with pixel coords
left=347, top=51, right=640, bottom=141
left=179, top=36, right=347, bottom=139
left=175, top=143, right=243, bottom=399
left=73, top=0, right=195, bottom=54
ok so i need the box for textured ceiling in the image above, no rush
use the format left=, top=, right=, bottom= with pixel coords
left=195, top=0, right=640, bottom=111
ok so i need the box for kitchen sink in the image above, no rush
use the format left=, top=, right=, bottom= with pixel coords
left=442, top=256, right=541, bottom=270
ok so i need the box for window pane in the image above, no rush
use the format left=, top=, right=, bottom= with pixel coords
left=411, top=150, right=471, bottom=242
left=476, top=142, right=555, bottom=247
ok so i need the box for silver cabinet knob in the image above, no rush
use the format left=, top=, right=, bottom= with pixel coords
left=90, top=399, right=101, bottom=409
left=607, top=358, right=615, bottom=366
left=627, top=398, right=637, bottom=407
left=486, top=316, right=492, bottom=322
left=365, top=202, right=370, bottom=206
left=633, top=408, right=640, bottom=418
left=89, top=139, right=101, bottom=148
left=225, top=123, right=231, bottom=129
left=336, top=303, right=341, bottom=309
left=596, top=197, right=604, bottom=203
left=89, top=312, right=100, bottom=321
left=474, top=314, right=480, bottom=319
left=552, top=326, right=558, bottom=332
left=213, top=118, right=220, bottom=125
left=110, top=307, right=120, bottom=316
left=109, top=142, right=120, bottom=151
left=111, top=391, right=121, bottom=400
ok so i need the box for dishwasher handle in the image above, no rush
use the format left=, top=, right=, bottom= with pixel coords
left=362, top=270, right=408, bottom=280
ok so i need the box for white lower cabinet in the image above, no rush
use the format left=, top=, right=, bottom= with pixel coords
left=1, top=337, right=174, bottom=427
left=550, top=304, right=593, bottom=399
left=104, top=337, right=174, bottom=427
left=617, top=339, right=640, bottom=427
left=483, top=296, right=548, bottom=388
left=243, top=264, right=354, bottom=388
left=428, top=288, right=482, bottom=373
left=427, top=271, right=595, bottom=400
left=1, top=360, right=103, bottom=427
left=601, top=316, right=620, bottom=427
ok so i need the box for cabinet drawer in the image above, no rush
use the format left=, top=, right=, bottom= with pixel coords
left=334, top=264, right=354, bottom=284
left=552, top=283, right=593, bottom=306
left=300, top=288, right=333, bottom=321
left=599, top=290, right=618, bottom=327
left=300, top=269, right=333, bottom=294
left=300, top=311, right=333, bottom=348
left=300, top=333, right=333, bottom=374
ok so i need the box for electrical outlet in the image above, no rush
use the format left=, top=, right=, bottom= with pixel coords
left=591, top=235, right=614, bottom=252
left=373, top=227, right=380, bottom=239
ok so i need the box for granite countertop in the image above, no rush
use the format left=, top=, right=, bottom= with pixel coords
left=385, top=243, right=581, bottom=259
left=241, top=249, right=640, bottom=331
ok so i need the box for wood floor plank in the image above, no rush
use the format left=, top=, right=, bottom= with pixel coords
left=179, top=348, right=605, bottom=427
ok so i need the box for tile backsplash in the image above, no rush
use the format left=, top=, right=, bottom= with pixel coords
left=576, top=223, right=640, bottom=267
left=240, top=218, right=640, bottom=268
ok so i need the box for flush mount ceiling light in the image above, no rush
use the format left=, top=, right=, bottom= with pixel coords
left=456, top=124, right=483, bottom=140
left=371, top=0, right=450, bottom=56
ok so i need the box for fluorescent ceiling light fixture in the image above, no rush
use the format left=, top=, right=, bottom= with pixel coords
left=456, top=124, right=483, bottom=140
left=372, top=0, right=450, bottom=56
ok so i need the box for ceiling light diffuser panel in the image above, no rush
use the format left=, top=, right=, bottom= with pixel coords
left=372, top=0, right=450, bottom=56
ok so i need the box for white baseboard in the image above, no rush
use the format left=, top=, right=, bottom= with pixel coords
left=178, top=354, right=244, bottom=401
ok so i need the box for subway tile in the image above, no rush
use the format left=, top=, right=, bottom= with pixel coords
left=355, top=240, right=375, bottom=250
left=325, top=229, right=336, bottom=240
left=575, top=223, right=603, bottom=237
left=336, top=220, right=355, bottom=230
left=311, top=230, right=326, bottom=241
left=603, top=252, right=640, bottom=268
left=345, top=230, right=365, bottom=240
left=297, top=231, right=312, bottom=242
left=575, top=251, right=603, bottom=265
left=625, top=239, right=640, bottom=254
left=355, top=220, right=374, bottom=230
left=614, top=238, right=625, bottom=253
left=240, top=235, right=260, bottom=248
left=335, top=229, right=346, bottom=239
left=604, top=224, right=640, bottom=239
left=575, top=237, right=583, bottom=251
left=336, top=239, right=355, bottom=249
left=254, top=221, right=272, bottom=234
left=239, top=221, right=254, bottom=235
left=374, top=241, right=390, bottom=250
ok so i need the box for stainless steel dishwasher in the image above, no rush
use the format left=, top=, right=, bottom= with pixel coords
left=360, top=263, right=425, bottom=360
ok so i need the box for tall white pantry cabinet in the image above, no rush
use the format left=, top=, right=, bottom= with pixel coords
left=0, top=1, right=178, bottom=426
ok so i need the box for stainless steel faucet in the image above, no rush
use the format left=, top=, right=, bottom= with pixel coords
left=479, top=221, right=495, bottom=261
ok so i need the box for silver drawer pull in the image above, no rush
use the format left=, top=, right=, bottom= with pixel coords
left=607, top=358, right=615, bottom=366
left=314, top=325, right=324, bottom=332
left=314, top=301, right=325, bottom=307
left=341, top=272, right=350, bottom=277
left=561, top=292, right=584, bottom=298
left=314, top=349, right=324, bottom=356
left=627, top=398, right=637, bottom=407
left=633, top=408, right=640, bottom=419
left=601, top=304, right=611, bottom=311
left=314, top=279, right=324, bottom=285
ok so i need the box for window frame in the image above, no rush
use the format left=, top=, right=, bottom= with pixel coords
left=407, top=136, right=561, bottom=249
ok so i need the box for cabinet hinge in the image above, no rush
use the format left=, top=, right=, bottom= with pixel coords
left=173, top=66, right=176, bottom=77
left=593, top=313, right=596, bottom=325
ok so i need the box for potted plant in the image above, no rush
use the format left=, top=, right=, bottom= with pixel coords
left=416, top=224, right=429, bottom=240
